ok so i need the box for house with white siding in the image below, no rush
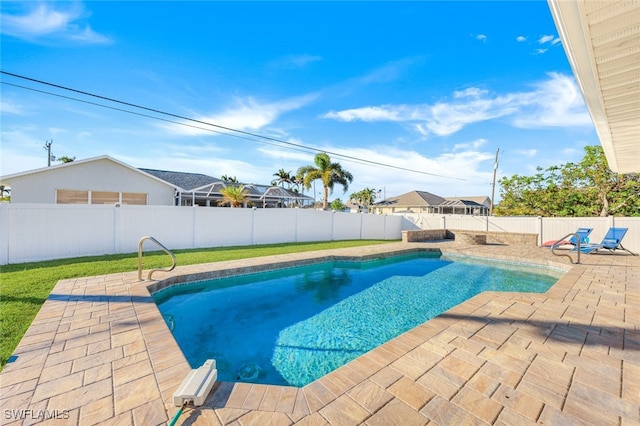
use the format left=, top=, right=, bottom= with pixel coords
left=0, top=155, right=312, bottom=207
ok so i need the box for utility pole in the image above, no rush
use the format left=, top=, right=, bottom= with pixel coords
left=490, top=148, right=499, bottom=216
left=44, top=140, right=54, bottom=166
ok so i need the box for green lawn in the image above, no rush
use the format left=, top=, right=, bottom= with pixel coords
left=0, top=240, right=394, bottom=369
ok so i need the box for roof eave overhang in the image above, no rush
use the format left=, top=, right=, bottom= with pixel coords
left=548, top=0, right=640, bottom=174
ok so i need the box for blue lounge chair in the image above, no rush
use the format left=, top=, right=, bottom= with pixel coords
left=576, top=227, right=637, bottom=255
left=542, top=227, right=593, bottom=248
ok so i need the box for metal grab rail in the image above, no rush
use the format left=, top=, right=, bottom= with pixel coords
left=551, top=232, right=581, bottom=264
left=138, top=236, right=177, bottom=281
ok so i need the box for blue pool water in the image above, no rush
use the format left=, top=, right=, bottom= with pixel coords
left=153, top=253, right=562, bottom=387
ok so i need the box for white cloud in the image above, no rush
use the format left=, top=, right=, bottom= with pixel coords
left=223, top=142, right=498, bottom=199
left=322, top=73, right=591, bottom=136
left=323, top=96, right=517, bottom=137
left=0, top=2, right=110, bottom=44
left=2, top=4, right=71, bottom=35
left=328, top=145, right=495, bottom=198
left=453, top=138, right=487, bottom=151
left=0, top=98, right=26, bottom=115
left=532, top=48, right=548, bottom=55
left=68, top=25, right=110, bottom=44
left=516, top=36, right=527, bottom=42
left=476, top=34, right=487, bottom=42
left=453, top=88, right=488, bottom=99
left=322, top=106, right=403, bottom=122
left=511, top=72, right=593, bottom=128
left=538, top=35, right=555, bottom=44
left=538, top=34, right=561, bottom=45
left=166, top=93, right=318, bottom=136
left=419, top=97, right=518, bottom=136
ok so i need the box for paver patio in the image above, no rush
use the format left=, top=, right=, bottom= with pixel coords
left=1, top=241, right=638, bottom=425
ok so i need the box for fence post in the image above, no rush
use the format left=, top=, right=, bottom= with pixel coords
left=383, top=214, right=388, bottom=240
left=113, top=204, right=121, bottom=255
left=331, top=210, right=336, bottom=241
left=0, top=203, right=9, bottom=265
left=537, top=216, right=543, bottom=246
left=251, top=207, right=256, bottom=245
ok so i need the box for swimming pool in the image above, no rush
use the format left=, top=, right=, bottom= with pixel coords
left=153, top=252, right=562, bottom=387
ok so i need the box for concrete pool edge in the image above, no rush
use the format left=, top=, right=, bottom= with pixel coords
left=1, top=241, right=638, bottom=425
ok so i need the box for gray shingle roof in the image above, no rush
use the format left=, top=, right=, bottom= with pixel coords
left=139, top=169, right=221, bottom=191
left=375, top=190, right=446, bottom=207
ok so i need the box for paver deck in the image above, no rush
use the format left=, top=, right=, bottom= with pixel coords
left=1, top=241, right=639, bottom=425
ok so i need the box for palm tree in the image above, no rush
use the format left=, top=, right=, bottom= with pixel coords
left=349, top=191, right=362, bottom=209
left=221, top=175, right=239, bottom=183
left=219, top=185, right=249, bottom=207
left=349, top=188, right=377, bottom=212
left=271, top=169, right=292, bottom=188
left=360, top=188, right=377, bottom=211
left=297, top=153, right=354, bottom=210
left=291, top=175, right=304, bottom=194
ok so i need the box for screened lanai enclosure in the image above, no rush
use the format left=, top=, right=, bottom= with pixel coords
left=176, top=182, right=314, bottom=208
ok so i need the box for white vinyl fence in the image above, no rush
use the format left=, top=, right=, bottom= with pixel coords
left=399, top=213, right=640, bottom=254
left=0, top=203, right=404, bottom=265
left=2, top=203, right=639, bottom=265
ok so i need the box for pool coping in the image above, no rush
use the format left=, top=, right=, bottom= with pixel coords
left=1, top=241, right=638, bottom=425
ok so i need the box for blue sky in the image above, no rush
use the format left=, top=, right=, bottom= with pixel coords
left=1, top=1, right=598, bottom=202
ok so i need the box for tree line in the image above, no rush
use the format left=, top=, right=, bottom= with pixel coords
left=203, top=145, right=640, bottom=216
left=495, top=145, right=640, bottom=217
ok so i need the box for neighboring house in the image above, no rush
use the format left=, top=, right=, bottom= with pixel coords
left=0, top=156, right=175, bottom=205
left=0, top=155, right=313, bottom=207
left=372, top=190, right=490, bottom=216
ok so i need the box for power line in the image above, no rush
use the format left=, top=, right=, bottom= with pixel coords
left=0, top=70, right=467, bottom=181
left=1, top=81, right=407, bottom=172
left=2, top=81, right=317, bottom=152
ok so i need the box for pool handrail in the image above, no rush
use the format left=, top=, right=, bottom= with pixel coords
left=138, top=236, right=177, bottom=281
left=551, top=232, right=581, bottom=264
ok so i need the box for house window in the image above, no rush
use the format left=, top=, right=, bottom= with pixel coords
left=56, top=190, right=148, bottom=205
left=122, top=192, right=147, bottom=205
left=91, top=191, right=119, bottom=204
left=56, top=189, right=89, bottom=204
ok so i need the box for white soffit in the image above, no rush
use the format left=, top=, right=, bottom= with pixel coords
left=548, top=0, right=640, bottom=173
